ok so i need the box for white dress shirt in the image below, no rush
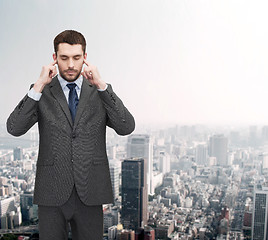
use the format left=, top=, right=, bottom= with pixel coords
left=28, top=74, right=107, bottom=102
left=57, top=74, right=83, bottom=103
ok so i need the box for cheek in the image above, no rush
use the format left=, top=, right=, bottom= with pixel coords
left=59, top=62, right=70, bottom=72
left=75, top=60, right=84, bottom=69
left=57, top=61, right=65, bottom=70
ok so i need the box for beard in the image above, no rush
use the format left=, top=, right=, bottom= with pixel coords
left=58, top=67, right=82, bottom=82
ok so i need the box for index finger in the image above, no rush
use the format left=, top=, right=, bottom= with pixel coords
left=83, top=59, right=90, bottom=66
left=51, top=60, right=57, bottom=66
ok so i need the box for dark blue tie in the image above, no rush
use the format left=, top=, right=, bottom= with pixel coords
left=67, top=83, right=79, bottom=122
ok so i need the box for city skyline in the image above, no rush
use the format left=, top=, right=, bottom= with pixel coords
left=2, top=0, right=268, bottom=126
left=0, top=123, right=268, bottom=240
left=1, top=122, right=268, bottom=238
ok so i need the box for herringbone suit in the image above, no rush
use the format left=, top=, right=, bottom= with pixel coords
left=7, top=76, right=135, bottom=207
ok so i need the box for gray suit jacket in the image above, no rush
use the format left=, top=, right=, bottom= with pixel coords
left=7, top=76, right=135, bottom=206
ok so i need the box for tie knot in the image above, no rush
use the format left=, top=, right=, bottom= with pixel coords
left=67, top=83, right=77, bottom=90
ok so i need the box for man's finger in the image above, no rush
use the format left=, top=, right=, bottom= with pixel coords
left=49, top=67, right=57, bottom=78
left=51, top=60, right=57, bottom=66
left=85, top=71, right=89, bottom=79
left=83, top=59, right=90, bottom=66
left=81, top=72, right=88, bottom=79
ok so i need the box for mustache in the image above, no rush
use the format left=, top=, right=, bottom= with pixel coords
left=64, top=69, right=78, bottom=72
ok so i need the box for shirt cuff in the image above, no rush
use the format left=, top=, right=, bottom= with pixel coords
left=97, top=84, right=108, bottom=92
left=28, top=87, right=42, bottom=101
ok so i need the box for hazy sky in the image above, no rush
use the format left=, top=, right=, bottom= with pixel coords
left=1, top=0, right=268, bottom=126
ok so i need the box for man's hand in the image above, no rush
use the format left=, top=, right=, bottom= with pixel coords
left=81, top=60, right=107, bottom=90
left=33, top=60, right=57, bottom=93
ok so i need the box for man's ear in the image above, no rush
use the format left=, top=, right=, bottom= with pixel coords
left=83, top=53, right=87, bottom=61
left=53, top=53, right=57, bottom=62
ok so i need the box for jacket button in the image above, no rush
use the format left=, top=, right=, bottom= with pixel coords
left=71, top=159, right=74, bottom=163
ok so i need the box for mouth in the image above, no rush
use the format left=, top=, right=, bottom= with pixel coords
left=65, top=70, right=77, bottom=75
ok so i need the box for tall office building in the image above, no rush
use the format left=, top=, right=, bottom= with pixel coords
left=179, top=125, right=196, bottom=141
left=252, top=186, right=268, bottom=239
left=262, top=126, right=268, bottom=144
left=104, top=206, right=119, bottom=232
left=20, top=192, right=36, bottom=221
left=195, top=144, right=208, bottom=166
left=29, top=129, right=39, bottom=147
left=121, top=158, right=147, bottom=231
left=127, top=134, right=153, bottom=194
left=109, top=160, right=121, bottom=200
left=159, top=152, right=170, bottom=174
left=13, top=147, right=23, bottom=160
left=249, top=125, right=258, bottom=147
left=108, top=225, right=117, bottom=240
left=0, top=197, right=16, bottom=217
left=260, top=153, right=268, bottom=171
left=209, top=135, right=228, bottom=166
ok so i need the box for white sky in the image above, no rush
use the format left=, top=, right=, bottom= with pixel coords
left=1, top=0, right=268, bottom=126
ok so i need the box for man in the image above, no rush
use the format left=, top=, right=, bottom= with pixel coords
left=7, top=30, right=135, bottom=240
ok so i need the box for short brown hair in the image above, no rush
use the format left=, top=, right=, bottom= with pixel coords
left=54, top=30, right=86, bottom=54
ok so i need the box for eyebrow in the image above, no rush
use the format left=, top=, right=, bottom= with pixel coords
left=59, top=54, right=82, bottom=58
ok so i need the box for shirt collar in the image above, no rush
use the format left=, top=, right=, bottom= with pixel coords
left=57, top=73, right=83, bottom=90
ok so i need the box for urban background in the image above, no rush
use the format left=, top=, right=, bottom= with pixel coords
left=0, top=123, right=267, bottom=239
left=2, top=0, right=268, bottom=239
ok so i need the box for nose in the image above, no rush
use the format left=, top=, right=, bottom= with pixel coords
left=68, top=59, right=74, bottom=68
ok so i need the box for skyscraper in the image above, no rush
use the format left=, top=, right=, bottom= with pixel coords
left=104, top=206, right=119, bottom=232
left=209, top=135, right=228, bottom=166
left=127, top=134, right=153, bottom=194
left=195, top=144, right=208, bottom=166
left=252, top=186, right=268, bottom=239
left=159, top=151, right=170, bottom=174
left=121, top=158, right=147, bottom=230
left=13, top=147, right=23, bottom=160
left=109, top=160, right=121, bottom=200
left=249, top=125, right=258, bottom=147
left=262, top=126, right=268, bottom=144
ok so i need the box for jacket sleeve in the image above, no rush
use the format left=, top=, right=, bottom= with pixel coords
left=6, top=93, right=39, bottom=137
left=98, top=84, right=135, bottom=135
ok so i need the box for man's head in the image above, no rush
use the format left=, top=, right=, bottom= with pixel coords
left=53, top=30, right=87, bottom=82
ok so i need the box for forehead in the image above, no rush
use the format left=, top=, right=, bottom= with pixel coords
left=57, top=43, right=83, bottom=55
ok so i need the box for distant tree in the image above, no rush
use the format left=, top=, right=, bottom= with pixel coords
left=148, top=195, right=154, bottom=201
left=0, top=233, right=17, bottom=240
left=29, top=233, right=39, bottom=240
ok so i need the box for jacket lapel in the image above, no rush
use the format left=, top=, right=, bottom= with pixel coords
left=49, top=77, right=73, bottom=127
left=73, top=78, right=93, bottom=130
